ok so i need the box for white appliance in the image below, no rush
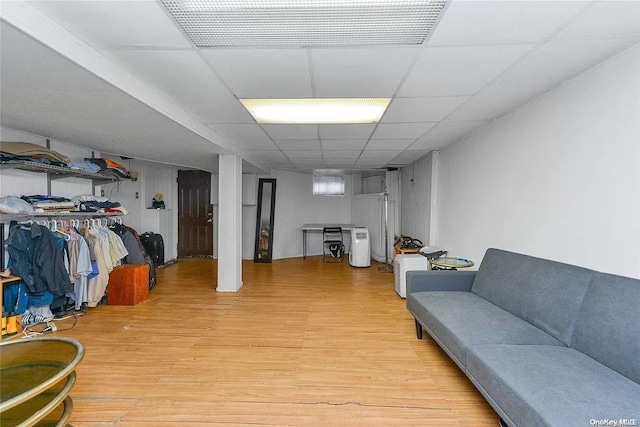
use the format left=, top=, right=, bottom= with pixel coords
left=394, top=254, right=430, bottom=298
left=349, top=227, right=370, bottom=267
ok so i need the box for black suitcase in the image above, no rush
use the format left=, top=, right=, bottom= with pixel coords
left=140, top=232, right=164, bottom=267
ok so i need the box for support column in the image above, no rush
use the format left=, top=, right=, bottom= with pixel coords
left=217, top=154, right=243, bottom=292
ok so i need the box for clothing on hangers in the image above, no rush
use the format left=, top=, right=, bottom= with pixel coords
left=5, top=222, right=72, bottom=297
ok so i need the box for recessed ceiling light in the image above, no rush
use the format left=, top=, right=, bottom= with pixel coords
left=240, top=98, right=391, bottom=124
left=161, top=0, right=446, bottom=47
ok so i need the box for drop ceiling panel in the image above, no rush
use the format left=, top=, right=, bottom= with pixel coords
left=321, top=140, right=368, bottom=151
left=319, top=124, right=376, bottom=140
left=372, top=123, right=435, bottom=139
left=248, top=150, right=289, bottom=162
left=275, top=140, right=321, bottom=150
left=429, top=0, right=586, bottom=46
left=27, top=1, right=191, bottom=48
left=553, top=1, right=640, bottom=40
left=359, top=150, right=402, bottom=160
left=399, top=45, right=534, bottom=97
left=390, top=150, right=430, bottom=165
left=102, top=50, right=254, bottom=123
left=408, top=137, right=454, bottom=151
left=381, top=96, right=470, bottom=123
left=312, top=47, right=418, bottom=97
left=364, top=139, right=415, bottom=151
left=202, top=49, right=312, bottom=98
left=423, top=120, right=488, bottom=141
left=208, top=124, right=277, bottom=150
left=323, top=159, right=356, bottom=168
left=322, top=150, right=361, bottom=159
left=355, top=159, right=387, bottom=168
left=446, top=35, right=640, bottom=122
left=262, top=124, right=318, bottom=140
left=292, top=159, right=323, bottom=167
left=284, top=150, right=322, bottom=159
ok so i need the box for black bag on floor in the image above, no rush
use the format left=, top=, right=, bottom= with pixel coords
left=140, top=232, right=164, bottom=266
left=145, top=253, right=157, bottom=290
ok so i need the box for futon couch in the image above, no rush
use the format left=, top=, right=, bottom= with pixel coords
left=406, top=248, right=640, bottom=427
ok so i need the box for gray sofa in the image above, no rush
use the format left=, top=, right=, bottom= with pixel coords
left=406, top=248, right=640, bottom=427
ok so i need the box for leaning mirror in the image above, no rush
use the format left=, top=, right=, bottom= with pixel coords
left=254, top=179, right=276, bottom=263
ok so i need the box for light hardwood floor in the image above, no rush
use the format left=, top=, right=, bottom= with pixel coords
left=58, top=257, right=497, bottom=426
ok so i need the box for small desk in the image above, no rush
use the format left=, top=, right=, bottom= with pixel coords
left=302, top=224, right=355, bottom=259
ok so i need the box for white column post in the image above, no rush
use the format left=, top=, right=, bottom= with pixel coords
left=217, top=154, right=243, bottom=292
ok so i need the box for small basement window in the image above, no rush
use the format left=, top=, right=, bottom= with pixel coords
left=313, top=175, right=344, bottom=196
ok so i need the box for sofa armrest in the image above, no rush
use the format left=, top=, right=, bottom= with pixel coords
left=406, top=270, right=476, bottom=294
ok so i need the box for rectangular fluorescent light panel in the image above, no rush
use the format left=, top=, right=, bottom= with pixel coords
left=240, top=98, right=390, bottom=124
left=161, top=0, right=446, bottom=47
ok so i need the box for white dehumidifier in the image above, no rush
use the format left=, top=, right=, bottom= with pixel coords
left=394, top=254, right=430, bottom=298
left=349, top=227, right=370, bottom=267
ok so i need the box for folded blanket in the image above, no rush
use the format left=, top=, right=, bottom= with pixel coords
left=1, top=141, right=71, bottom=164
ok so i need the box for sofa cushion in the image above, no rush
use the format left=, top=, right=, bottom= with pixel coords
left=471, top=248, right=593, bottom=345
left=571, top=272, right=640, bottom=384
left=407, top=291, right=563, bottom=368
left=466, top=345, right=640, bottom=427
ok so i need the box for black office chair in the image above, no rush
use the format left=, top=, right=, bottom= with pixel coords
left=322, top=227, right=344, bottom=263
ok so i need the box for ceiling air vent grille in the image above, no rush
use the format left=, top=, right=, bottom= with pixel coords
left=162, top=0, right=446, bottom=47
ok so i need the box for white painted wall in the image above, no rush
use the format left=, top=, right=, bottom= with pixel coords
left=401, top=152, right=435, bottom=245
left=437, top=45, right=640, bottom=278
left=272, top=169, right=352, bottom=259
left=102, top=160, right=180, bottom=261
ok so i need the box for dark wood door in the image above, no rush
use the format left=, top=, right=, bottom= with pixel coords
left=178, top=170, right=213, bottom=257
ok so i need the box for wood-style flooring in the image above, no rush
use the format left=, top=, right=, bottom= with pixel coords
left=57, top=257, right=497, bottom=426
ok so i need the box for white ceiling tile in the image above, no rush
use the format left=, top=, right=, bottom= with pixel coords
left=389, top=150, right=431, bottom=165
left=554, top=1, right=640, bottom=40
left=446, top=35, right=640, bottom=122
left=322, top=150, right=361, bottom=159
left=354, top=159, right=387, bottom=168
left=312, top=47, right=418, bottom=97
left=262, top=124, right=318, bottom=140
left=359, top=150, right=402, bottom=160
left=208, top=124, right=276, bottom=150
left=323, top=159, right=356, bottom=168
left=408, top=137, right=453, bottom=151
left=284, top=150, right=322, bottom=159
left=28, top=1, right=191, bottom=48
left=249, top=151, right=289, bottom=162
left=292, top=159, right=323, bottom=167
left=429, top=1, right=586, bottom=46
left=319, top=124, right=376, bottom=140
left=424, top=121, right=488, bottom=140
left=364, top=139, right=415, bottom=151
left=269, top=163, right=295, bottom=169
left=321, top=140, right=368, bottom=151
left=202, top=49, right=312, bottom=98
left=371, top=123, right=435, bottom=139
left=399, top=45, right=534, bottom=97
left=275, top=140, right=321, bottom=150
left=102, top=49, right=254, bottom=123
left=382, top=96, right=469, bottom=122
